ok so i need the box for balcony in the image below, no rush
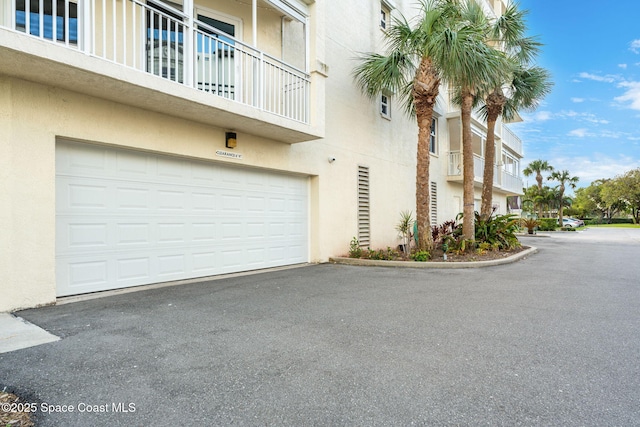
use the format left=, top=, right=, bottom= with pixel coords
left=0, top=0, right=320, bottom=143
left=448, top=151, right=524, bottom=195
left=501, top=125, right=523, bottom=154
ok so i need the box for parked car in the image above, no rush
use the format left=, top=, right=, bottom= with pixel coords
left=566, top=217, right=585, bottom=227
left=562, top=218, right=581, bottom=228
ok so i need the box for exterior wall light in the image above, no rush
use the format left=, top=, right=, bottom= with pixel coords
left=225, top=132, right=237, bottom=149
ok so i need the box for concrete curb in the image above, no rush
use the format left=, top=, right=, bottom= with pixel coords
left=329, top=246, right=538, bottom=269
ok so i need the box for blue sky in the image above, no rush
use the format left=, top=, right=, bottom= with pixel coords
left=509, top=0, right=640, bottom=190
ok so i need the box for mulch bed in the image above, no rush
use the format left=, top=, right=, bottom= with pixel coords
left=427, top=245, right=527, bottom=262
left=346, top=245, right=528, bottom=263
left=1, top=390, right=34, bottom=427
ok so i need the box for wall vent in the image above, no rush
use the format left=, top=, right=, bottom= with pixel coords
left=357, top=166, right=370, bottom=246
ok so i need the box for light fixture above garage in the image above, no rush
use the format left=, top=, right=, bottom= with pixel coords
left=225, top=132, right=237, bottom=149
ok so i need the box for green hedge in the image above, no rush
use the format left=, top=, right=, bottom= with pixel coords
left=537, top=218, right=558, bottom=231
left=584, top=218, right=634, bottom=225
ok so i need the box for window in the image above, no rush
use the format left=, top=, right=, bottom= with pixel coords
left=15, top=0, right=78, bottom=44
left=381, top=94, right=391, bottom=119
left=357, top=166, right=370, bottom=247
left=380, top=1, right=394, bottom=30
left=429, top=118, right=437, bottom=154
left=380, top=7, right=389, bottom=30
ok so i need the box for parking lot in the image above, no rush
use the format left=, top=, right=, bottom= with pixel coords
left=2, top=228, right=640, bottom=426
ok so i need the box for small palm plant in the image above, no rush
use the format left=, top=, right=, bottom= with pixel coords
left=521, top=217, right=540, bottom=234
left=396, top=211, right=415, bottom=256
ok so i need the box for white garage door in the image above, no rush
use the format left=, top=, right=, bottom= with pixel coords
left=56, top=141, right=309, bottom=297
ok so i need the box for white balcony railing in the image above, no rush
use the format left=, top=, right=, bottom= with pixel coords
left=448, top=151, right=484, bottom=178
left=448, top=151, right=462, bottom=176
left=4, top=0, right=310, bottom=124
left=473, top=154, right=484, bottom=180
left=501, top=170, right=524, bottom=194
left=501, top=125, right=523, bottom=154
left=448, top=151, right=523, bottom=194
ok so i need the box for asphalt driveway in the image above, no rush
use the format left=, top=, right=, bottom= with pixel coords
left=2, top=228, right=640, bottom=426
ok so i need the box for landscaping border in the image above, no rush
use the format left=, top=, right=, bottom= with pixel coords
left=330, top=246, right=537, bottom=269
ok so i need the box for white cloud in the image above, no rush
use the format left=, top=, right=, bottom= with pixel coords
left=558, top=110, right=609, bottom=124
left=547, top=155, right=640, bottom=187
left=619, top=64, right=628, bottom=69
left=521, top=155, right=640, bottom=189
left=571, top=97, right=584, bottom=103
left=630, top=39, right=640, bottom=54
left=585, top=117, right=610, bottom=125
left=532, top=111, right=552, bottom=122
left=578, top=72, right=618, bottom=83
left=568, top=128, right=590, bottom=138
left=614, top=81, right=640, bottom=110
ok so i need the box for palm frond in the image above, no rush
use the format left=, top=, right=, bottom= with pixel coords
left=352, top=50, right=414, bottom=102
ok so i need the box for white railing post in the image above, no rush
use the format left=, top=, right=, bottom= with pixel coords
left=82, top=0, right=92, bottom=54
left=183, top=0, right=193, bottom=86
left=258, top=51, right=264, bottom=111
left=448, top=151, right=462, bottom=176
left=8, top=0, right=16, bottom=31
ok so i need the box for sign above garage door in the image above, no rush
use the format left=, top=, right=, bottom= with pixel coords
left=55, top=140, right=309, bottom=297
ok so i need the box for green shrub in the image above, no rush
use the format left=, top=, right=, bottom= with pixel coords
left=585, top=217, right=634, bottom=225
left=348, top=237, right=363, bottom=258
left=520, top=218, right=540, bottom=233
left=474, top=212, right=521, bottom=250
left=411, top=251, right=430, bottom=262
left=610, top=218, right=634, bottom=224
left=537, top=218, right=558, bottom=231
left=366, top=247, right=400, bottom=260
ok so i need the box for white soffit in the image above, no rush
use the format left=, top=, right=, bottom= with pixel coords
left=265, top=0, right=308, bottom=23
left=381, top=0, right=398, bottom=10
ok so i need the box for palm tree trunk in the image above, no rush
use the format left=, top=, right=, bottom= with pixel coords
left=413, top=57, right=440, bottom=251
left=480, top=90, right=505, bottom=219
left=480, top=115, right=497, bottom=219
left=461, top=90, right=475, bottom=241
left=536, top=173, right=544, bottom=218
left=558, top=184, right=565, bottom=226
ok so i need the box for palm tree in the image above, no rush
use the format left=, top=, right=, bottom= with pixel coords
left=478, top=4, right=553, bottom=218
left=353, top=0, right=492, bottom=250
left=523, top=159, right=554, bottom=217
left=548, top=170, right=579, bottom=225
left=523, top=159, right=554, bottom=190
left=447, top=0, right=510, bottom=240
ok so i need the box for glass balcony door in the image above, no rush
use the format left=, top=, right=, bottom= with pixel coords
left=195, top=10, right=239, bottom=101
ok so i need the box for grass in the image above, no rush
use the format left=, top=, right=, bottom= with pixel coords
left=587, top=223, right=640, bottom=228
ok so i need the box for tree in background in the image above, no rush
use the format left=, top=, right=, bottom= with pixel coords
left=572, top=179, right=625, bottom=221
left=608, top=168, right=640, bottom=224
left=548, top=170, right=579, bottom=226
left=523, top=159, right=554, bottom=218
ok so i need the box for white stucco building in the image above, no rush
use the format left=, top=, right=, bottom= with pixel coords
left=0, top=0, right=524, bottom=311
